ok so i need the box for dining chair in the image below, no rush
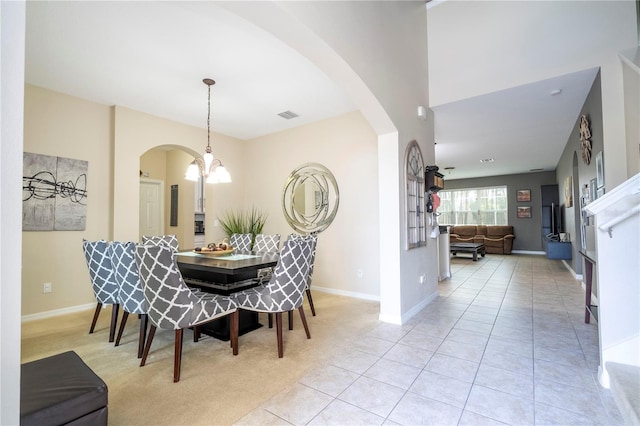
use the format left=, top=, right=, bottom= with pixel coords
left=109, top=241, right=148, bottom=358
left=135, top=244, right=239, bottom=382
left=253, top=234, right=281, bottom=282
left=253, top=234, right=281, bottom=253
left=288, top=232, right=318, bottom=316
left=141, top=234, right=179, bottom=252
left=82, top=240, right=120, bottom=342
left=229, top=233, right=252, bottom=252
left=232, top=238, right=313, bottom=358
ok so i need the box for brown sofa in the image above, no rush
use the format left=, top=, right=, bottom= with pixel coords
left=449, top=225, right=515, bottom=254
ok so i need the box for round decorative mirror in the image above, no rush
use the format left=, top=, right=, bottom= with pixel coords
left=282, top=163, right=339, bottom=233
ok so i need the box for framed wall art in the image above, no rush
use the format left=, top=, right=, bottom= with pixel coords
left=516, top=189, right=531, bottom=202
left=564, top=175, right=573, bottom=207
left=22, top=152, right=88, bottom=231
left=596, top=151, right=604, bottom=189
left=517, top=206, right=532, bottom=218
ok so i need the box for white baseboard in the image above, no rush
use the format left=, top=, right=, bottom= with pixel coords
left=401, top=290, right=438, bottom=323
left=560, top=259, right=582, bottom=280
left=22, top=302, right=95, bottom=323
left=511, top=250, right=546, bottom=255
left=312, top=286, right=380, bottom=302
left=377, top=290, right=439, bottom=325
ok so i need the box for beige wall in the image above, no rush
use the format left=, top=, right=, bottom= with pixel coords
left=22, top=85, right=382, bottom=317
left=23, top=85, right=113, bottom=315
left=139, top=149, right=167, bottom=181
left=245, top=111, right=380, bottom=298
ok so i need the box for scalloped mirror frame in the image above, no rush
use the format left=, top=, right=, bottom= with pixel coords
left=282, top=163, right=339, bottom=234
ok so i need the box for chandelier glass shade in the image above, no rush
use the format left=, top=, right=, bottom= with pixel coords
left=185, top=78, right=231, bottom=184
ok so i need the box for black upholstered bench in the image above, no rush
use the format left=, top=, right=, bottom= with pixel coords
left=20, top=351, right=108, bottom=426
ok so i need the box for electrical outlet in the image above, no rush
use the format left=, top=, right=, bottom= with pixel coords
left=214, top=219, right=220, bottom=227
left=43, top=282, right=52, bottom=293
left=357, top=269, right=363, bottom=279
left=419, top=274, right=426, bottom=284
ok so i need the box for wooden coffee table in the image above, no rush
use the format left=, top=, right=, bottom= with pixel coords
left=450, top=242, right=485, bottom=261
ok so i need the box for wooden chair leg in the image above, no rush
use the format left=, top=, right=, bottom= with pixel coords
left=89, top=303, right=102, bottom=334
left=108, top=304, right=120, bottom=343
left=114, top=311, right=129, bottom=346
left=306, top=288, right=316, bottom=316
left=268, top=313, right=273, bottom=328
left=298, top=306, right=311, bottom=339
left=174, top=329, right=184, bottom=383
left=275, top=312, right=284, bottom=358
left=230, top=310, right=239, bottom=355
left=140, top=325, right=156, bottom=367
left=138, top=314, right=148, bottom=359
left=193, top=326, right=200, bottom=343
left=288, top=311, right=293, bottom=330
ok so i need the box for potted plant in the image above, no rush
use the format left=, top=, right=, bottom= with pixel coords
left=218, top=207, right=268, bottom=244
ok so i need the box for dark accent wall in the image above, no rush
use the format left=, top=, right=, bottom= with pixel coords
left=556, top=71, right=603, bottom=275
left=443, top=171, right=557, bottom=251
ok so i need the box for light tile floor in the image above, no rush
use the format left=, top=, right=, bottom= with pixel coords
left=235, top=254, right=624, bottom=425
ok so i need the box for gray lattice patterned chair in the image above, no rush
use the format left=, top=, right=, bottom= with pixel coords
left=232, top=238, right=313, bottom=358
left=253, top=234, right=281, bottom=282
left=82, top=240, right=120, bottom=342
left=229, top=233, right=252, bottom=252
left=253, top=234, right=281, bottom=253
left=135, top=244, right=239, bottom=382
left=110, top=241, right=148, bottom=358
left=141, top=234, right=179, bottom=252
left=288, top=233, right=318, bottom=316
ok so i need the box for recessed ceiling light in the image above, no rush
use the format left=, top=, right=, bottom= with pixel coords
left=550, top=89, right=562, bottom=96
left=480, top=158, right=494, bottom=163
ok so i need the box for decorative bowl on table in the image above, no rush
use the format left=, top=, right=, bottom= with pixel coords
left=193, top=242, right=234, bottom=256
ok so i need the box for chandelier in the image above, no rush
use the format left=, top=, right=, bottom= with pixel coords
left=185, top=78, right=231, bottom=184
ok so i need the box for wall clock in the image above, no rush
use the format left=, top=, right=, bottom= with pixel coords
left=579, top=115, right=592, bottom=165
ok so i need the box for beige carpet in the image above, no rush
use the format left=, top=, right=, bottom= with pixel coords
left=21, top=292, right=380, bottom=425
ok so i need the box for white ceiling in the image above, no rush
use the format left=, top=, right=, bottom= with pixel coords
left=25, top=1, right=356, bottom=141
left=25, top=1, right=599, bottom=179
left=432, top=68, right=598, bottom=180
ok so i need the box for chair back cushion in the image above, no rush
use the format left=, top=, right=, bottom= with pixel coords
left=266, top=238, right=313, bottom=310
left=135, top=244, right=201, bottom=330
left=287, top=233, right=318, bottom=289
left=82, top=240, right=119, bottom=304
left=109, top=241, right=147, bottom=314
left=253, top=234, right=281, bottom=253
left=229, top=233, right=252, bottom=252
left=141, top=235, right=179, bottom=252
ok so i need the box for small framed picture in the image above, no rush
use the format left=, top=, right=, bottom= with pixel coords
left=597, top=187, right=605, bottom=198
left=590, top=178, right=597, bottom=201
left=516, top=189, right=531, bottom=202
left=596, top=151, right=604, bottom=189
left=517, top=206, right=532, bottom=218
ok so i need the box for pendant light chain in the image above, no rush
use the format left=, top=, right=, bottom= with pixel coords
left=185, top=77, right=230, bottom=183
left=206, top=82, right=211, bottom=150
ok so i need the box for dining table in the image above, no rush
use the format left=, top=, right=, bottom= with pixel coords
left=175, top=250, right=279, bottom=340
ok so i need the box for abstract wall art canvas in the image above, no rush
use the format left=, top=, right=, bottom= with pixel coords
left=22, top=152, right=88, bottom=231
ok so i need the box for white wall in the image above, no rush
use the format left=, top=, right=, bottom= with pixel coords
left=227, top=1, right=437, bottom=323
left=1, top=1, right=25, bottom=422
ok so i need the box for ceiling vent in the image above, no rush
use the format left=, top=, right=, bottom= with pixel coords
left=277, top=110, right=299, bottom=120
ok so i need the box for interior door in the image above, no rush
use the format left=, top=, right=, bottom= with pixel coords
left=139, top=179, right=164, bottom=241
